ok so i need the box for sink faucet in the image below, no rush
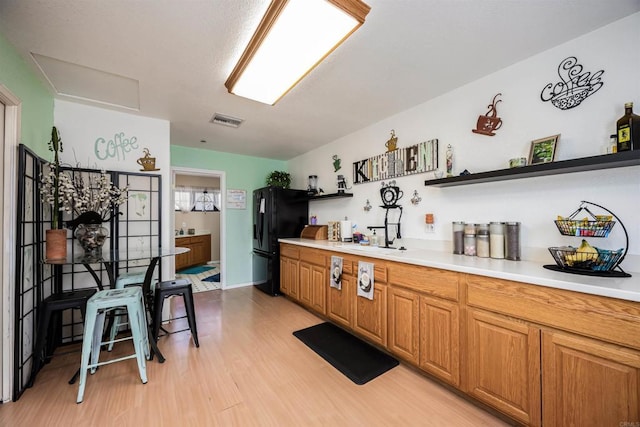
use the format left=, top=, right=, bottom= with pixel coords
left=368, top=206, right=403, bottom=248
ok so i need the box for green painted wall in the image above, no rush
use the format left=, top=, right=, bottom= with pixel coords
left=0, top=32, right=53, bottom=155
left=170, top=145, right=287, bottom=286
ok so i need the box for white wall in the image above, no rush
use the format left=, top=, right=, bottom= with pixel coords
left=289, top=13, right=640, bottom=271
left=53, top=99, right=174, bottom=275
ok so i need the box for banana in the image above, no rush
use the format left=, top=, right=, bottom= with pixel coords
left=576, top=239, right=599, bottom=262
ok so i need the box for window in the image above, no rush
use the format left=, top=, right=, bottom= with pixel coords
left=175, top=188, right=221, bottom=212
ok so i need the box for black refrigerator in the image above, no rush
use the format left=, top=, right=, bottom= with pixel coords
left=253, top=186, right=309, bottom=295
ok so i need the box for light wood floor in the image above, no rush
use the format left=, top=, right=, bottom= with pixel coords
left=0, top=287, right=512, bottom=426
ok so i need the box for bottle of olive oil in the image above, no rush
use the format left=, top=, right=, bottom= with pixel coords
left=616, top=102, right=640, bottom=151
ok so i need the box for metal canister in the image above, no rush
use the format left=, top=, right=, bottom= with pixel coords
left=452, top=222, right=464, bottom=254
left=505, top=222, right=521, bottom=261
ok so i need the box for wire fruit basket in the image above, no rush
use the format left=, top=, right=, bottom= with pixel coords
left=544, top=201, right=631, bottom=278
left=554, top=218, right=615, bottom=237
left=547, top=246, right=624, bottom=271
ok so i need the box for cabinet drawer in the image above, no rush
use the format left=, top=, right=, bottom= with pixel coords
left=388, top=263, right=459, bottom=301
left=465, top=273, right=640, bottom=350
left=300, top=248, right=326, bottom=266
left=190, top=235, right=207, bottom=244
left=175, top=237, right=191, bottom=245
left=280, top=244, right=300, bottom=259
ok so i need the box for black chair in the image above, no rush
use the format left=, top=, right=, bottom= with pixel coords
left=28, top=288, right=98, bottom=386
left=152, top=279, right=199, bottom=348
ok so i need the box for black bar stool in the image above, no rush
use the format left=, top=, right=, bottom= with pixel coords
left=152, top=279, right=199, bottom=347
left=28, top=288, right=98, bottom=386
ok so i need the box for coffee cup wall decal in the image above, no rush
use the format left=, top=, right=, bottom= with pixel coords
left=137, top=147, right=160, bottom=171
left=472, top=93, right=503, bottom=136
left=385, top=129, right=398, bottom=152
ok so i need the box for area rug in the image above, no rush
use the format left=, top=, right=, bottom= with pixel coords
left=293, top=322, right=399, bottom=385
left=177, top=265, right=214, bottom=275
left=202, top=273, right=220, bottom=282
left=176, top=266, right=220, bottom=293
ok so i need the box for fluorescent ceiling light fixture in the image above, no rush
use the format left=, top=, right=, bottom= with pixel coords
left=225, top=0, right=370, bottom=105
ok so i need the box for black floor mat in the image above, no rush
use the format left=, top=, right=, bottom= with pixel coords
left=293, top=322, right=399, bottom=385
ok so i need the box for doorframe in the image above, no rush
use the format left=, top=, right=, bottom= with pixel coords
left=170, top=166, right=226, bottom=289
left=0, top=84, right=21, bottom=402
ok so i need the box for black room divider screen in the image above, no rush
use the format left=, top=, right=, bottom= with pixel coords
left=13, top=144, right=162, bottom=400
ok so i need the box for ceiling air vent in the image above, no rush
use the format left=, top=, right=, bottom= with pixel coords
left=210, top=113, right=244, bottom=128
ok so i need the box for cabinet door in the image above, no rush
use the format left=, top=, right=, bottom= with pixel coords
left=285, top=258, right=299, bottom=300
left=327, top=274, right=353, bottom=329
left=280, top=257, right=290, bottom=295
left=543, top=331, right=640, bottom=427
left=299, top=262, right=312, bottom=306
left=419, top=295, right=459, bottom=386
left=353, top=283, right=387, bottom=347
left=190, top=236, right=206, bottom=264
left=388, top=286, right=419, bottom=364
left=310, top=264, right=326, bottom=315
left=466, top=308, right=541, bottom=426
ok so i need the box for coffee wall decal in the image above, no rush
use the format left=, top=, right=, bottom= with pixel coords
left=472, top=93, right=503, bottom=136
left=540, top=56, right=604, bottom=110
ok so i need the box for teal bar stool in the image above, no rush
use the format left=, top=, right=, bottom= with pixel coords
left=77, top=287, right=150, bottom=403
left=107, top=272, right=146, bottom=351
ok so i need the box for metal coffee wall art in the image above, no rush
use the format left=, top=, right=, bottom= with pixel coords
left=540, top=56, right=604, bottom=110
left=385, top=129, right=398, bottom=152
left=472, top=93, right=503, bottom=136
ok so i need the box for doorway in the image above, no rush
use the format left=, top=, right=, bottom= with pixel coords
left=1, top=84, right=21, bottom=402
left=171, top=167, right=225, bottom=291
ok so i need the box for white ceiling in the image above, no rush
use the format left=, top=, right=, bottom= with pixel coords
left=1, top=0, right=639, bottom=160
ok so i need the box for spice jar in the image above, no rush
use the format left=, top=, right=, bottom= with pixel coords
left=452, top=222, right=464, bottom=254
left=505, top=222, right=521, bottom=261
left=489, top=222, right=505, bottom=259
left=476, top=224, right=490, bottom=258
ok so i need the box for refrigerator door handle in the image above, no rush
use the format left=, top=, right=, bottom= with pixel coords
left=256, top=196, right=265, bottom=247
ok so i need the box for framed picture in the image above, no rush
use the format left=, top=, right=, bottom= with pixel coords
left=226, top=189, right=246, bottom=209
left=529, top=134, right=560, bottom=165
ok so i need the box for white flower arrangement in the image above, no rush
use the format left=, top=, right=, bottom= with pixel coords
left=40, top=168, right=129, bottom=224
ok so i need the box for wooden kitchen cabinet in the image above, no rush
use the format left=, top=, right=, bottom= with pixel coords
left=280, top=244, right=300, bottom=299
left=299, top=249, right=327, bottom=314
left=388, top=262, right=460, bottom=385
left=280, top=243, right=640, bottom=426
left=466, top=308, right=541, bottom=426
left=353, top=262, right=388, bottom=347
left=175, top=234, right=211, bottom=271
left=280, top=257, right=299, bottom=298
left=387, top=286, right=419, bottom=364
left=327, top=272, right=354, bottom=329
left=419, top=295, right=459, bottom=386
left=542, top=330, right=640, bottom=427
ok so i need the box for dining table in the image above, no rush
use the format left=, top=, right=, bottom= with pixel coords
left=45, top=246, right=190, bottom=378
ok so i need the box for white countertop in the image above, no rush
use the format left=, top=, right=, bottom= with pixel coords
left=279, top=238, right=640, bottom=302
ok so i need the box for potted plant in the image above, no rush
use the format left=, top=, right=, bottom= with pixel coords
left=266, top=171, right=291, bottom=189
left=40, top=127, right=67, bottom=260
left=40, top=127, right=129, bottom=256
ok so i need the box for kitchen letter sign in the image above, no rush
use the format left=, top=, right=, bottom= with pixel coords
left=353, top=139, right=438, bottom=184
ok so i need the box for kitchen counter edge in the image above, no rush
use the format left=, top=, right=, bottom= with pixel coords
left=279, top=238, right=640, bottom=302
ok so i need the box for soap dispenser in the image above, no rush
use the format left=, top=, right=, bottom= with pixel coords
left=371, top=230, right=378, bottom=247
